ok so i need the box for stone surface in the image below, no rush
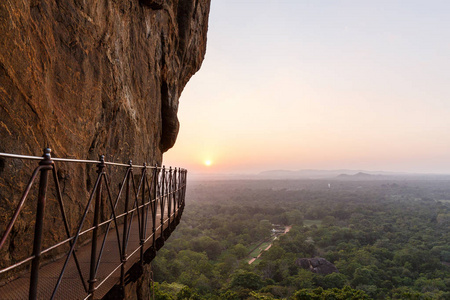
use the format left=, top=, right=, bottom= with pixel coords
left=295, top=258, right=339, bottom=275
left=0, top=0, right=210, bottom=158
left=0, top=0, right=210, bottom=283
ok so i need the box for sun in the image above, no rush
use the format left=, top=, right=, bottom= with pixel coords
left=204, top=160, right=212, bottom=166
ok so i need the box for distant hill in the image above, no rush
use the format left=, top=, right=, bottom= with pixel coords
left=257, top=169, right=399, bottom=180
left=256, top=169, right=450, bottom=180
left=336, top=172, right=386, bottom=180
left=189, top=169, right=450, bottom=181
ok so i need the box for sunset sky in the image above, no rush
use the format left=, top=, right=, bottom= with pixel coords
left=163, top=0, right=450, bottom=175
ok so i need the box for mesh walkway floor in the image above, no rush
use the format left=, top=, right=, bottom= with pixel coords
left=0, top=207, right=178, bottom=300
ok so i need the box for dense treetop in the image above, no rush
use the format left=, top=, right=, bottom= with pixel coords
left=151, top=179, right=450, bottom=299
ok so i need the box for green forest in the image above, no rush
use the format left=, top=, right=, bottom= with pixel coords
left=151, top=179, right=450, bottom=299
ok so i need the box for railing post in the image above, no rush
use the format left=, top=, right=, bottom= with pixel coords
left=168, top=167, right=172, bottom=225
left=140, top=163, right=147, bottom=265
left=152, top=165, right=158, bottom=247
left=177, top=169, right=181, bottom=209
left=29, top=148, right=53, bottom=300
left=179, top=170, right=182, bottom=208
left=160, top=166, right=165, bottom=238
left=121, top=160, right=132, bottom=286
left=173, top=168, right=177, bottom=217
left=88, top=155, right=105, bottom=299
left=182, top=170, right=187, bottom=208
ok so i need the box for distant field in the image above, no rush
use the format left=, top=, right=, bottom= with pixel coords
left=251, top=258, right=263, bottom=266
left=249, top=241, right=272, bottom=258
left=304, top=219, right=322, bottom=227
left=246, top=241, right=262, bottom=254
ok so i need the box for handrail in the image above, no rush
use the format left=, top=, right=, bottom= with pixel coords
left=0, top=152, right=168, bottom=169
left=0, top=148, right=187, bottom=299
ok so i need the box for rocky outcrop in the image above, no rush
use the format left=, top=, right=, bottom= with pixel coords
left=0, top=0, right=210, bottom=159
left=0, top=0, right=210, bottom=284
left=296, top=258, right=339, bottom=275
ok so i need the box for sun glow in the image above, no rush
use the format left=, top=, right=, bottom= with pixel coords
left=204, top=160, right=212, bottom=166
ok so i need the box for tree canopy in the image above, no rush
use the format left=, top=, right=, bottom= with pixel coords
left=151, top=179, right=450, bottom=299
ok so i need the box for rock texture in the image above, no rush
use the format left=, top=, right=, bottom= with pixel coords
left=0, top=0, right=210, bottom=284
left=296, top=258, right=339, bottom=275
left=0, top=0, right=210, bottom=159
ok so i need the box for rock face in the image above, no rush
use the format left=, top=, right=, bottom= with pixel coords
left=296, top=258, right=339, bottom=275
left=0, top=0, right=210, bottom=159
left=0, top=0, right=210, bottom=290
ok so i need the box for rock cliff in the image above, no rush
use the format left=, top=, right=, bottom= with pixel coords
left=0, top=0, right=210, bottom=289
left=0, top=0, right=210, bottom=160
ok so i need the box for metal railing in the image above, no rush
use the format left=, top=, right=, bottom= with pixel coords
left=0, top=149, right=187, bottom=299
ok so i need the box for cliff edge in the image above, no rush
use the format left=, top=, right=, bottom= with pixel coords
left=0, top=0, right=210, bottom=287
left=0, top=0, right=210, bottom=160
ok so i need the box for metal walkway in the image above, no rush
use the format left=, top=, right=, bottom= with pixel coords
left=0, top=150, right=187, bottom=299
left=0, top=209, right=179, bottom=299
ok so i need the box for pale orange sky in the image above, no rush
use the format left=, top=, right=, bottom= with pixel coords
left=163, top=1, right=450, bottom=174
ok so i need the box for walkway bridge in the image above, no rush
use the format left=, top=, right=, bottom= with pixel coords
left=0, top=149, right=187, bottom=299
